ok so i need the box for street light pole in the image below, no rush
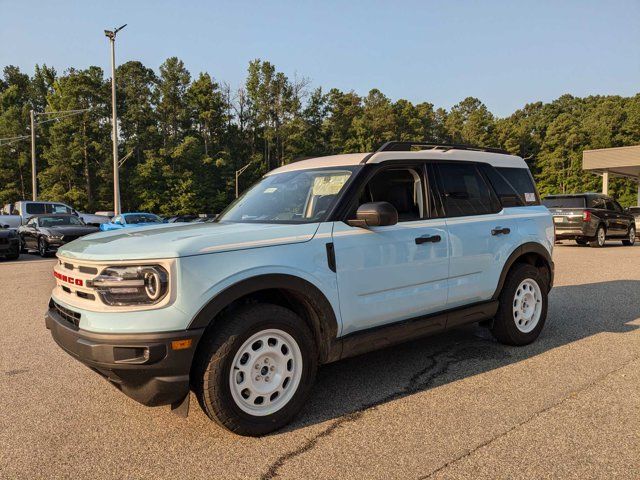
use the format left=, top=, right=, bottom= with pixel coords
left=105, top=24, right=126, bottom=215
left=30, top=110, right=37, bottom=200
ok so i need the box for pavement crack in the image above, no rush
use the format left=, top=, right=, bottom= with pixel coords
left=417, top=356, right=640, bottom=480
left=261, top=345, right=464, bottom=480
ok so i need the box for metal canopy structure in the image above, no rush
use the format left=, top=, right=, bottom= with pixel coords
left=583, top=145, right=640, bottom=204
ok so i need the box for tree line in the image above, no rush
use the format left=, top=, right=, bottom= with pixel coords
left=1, top=58, right=639, bottom=214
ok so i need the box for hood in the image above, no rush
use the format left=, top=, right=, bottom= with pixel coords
left=57, top=221, right=320, bottom=261
left=44, top=225, right=99, bottom=236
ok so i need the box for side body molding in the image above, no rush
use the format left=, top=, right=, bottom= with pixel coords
left=188, top=274, right=340, bottom=362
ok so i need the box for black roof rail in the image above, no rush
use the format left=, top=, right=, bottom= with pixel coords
left=374, top=141, right=510, bottom=155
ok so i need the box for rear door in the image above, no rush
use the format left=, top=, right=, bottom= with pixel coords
left=432, top=162, right=521, bottom=308
left=332, top=163, right=449, bottom=335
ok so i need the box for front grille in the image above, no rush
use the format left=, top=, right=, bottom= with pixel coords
left=51, top=300, right=81, bottom=328
left=63, top=235, right=79, bottom=242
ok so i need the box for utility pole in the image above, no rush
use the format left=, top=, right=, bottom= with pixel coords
left=104, top=24, right=127, bottom=215
left=30, top=110, right=37, bottom=200
left=235, top=163, right=252, bottom=198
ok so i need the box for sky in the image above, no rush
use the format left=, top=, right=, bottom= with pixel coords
left=1, top=0, right=638, bottom=117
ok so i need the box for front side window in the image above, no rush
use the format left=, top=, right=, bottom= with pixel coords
left=435, top=163, right=499, bottom=217
left=218, top=167, right=357, bottom=224
left=354, top=167, right=425, bottom=222
left=125, top=214, right=162, bottom=224
left=38, top=216, right=84, bottom=227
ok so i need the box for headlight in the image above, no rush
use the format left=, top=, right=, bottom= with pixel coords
left=88, top=265, right=169, bottom=306
left=46, top=233, right=63, bottom=239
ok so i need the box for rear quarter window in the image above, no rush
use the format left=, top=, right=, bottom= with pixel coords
left=495, top=167, right=540, bottom=206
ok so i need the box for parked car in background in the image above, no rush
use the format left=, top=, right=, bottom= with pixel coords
left=47, top=141, right=554, bottom=435
left=543, top=193, right=636, bottom=247
left=95, top=211, right=115, bottom=218
left=99, top=212, right=163, bottom=231
left=627, top=207, right=640, bottom=235
left=1, top=200, right=76, bottom=229
left=77, top=212, right=111, bottom=227
left=18, top=214, right=99, bottom=256
left=164, top=214, right=200, bottom=223
left=0, top=223, right=19, bottom=260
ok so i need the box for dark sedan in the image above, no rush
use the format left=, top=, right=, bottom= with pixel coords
left=18, top=214, right=99, bottom=256
left=0, top=223, right=19, bottom=260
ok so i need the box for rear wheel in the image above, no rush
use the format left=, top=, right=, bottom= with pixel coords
left=194, top=303, right=317, bottom=436
left=622, top=226, right=636, bottom=246
left=589, top=225, right=606, bottom=248
left=491, top=263, right=548, bottom=346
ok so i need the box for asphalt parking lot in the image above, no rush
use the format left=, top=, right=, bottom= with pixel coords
left=1, top=244, right=639, bottom=480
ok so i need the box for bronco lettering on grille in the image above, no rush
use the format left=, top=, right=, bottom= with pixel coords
left=54, top=271, right=83, bottom=286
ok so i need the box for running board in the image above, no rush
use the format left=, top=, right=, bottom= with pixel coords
left=338, top=300, right=499, bottom=360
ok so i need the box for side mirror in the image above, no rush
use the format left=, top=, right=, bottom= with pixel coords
left=347, top=202, right=398, bottom=228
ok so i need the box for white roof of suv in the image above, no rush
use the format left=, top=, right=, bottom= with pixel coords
left=268, top=148, right=527, bottom=176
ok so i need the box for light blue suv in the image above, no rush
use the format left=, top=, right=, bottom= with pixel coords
left=46, top=141, right=554, bottom=436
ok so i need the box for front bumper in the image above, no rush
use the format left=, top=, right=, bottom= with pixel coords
left=45, top=300, right=204, bottom=406
left=0, top=238, right=19, bottom=254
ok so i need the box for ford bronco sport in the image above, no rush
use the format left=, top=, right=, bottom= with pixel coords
left=46, top=141, right=554, bottom=436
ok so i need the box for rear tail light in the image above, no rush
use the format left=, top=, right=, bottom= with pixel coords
left=582, top=211, right=591, bottom=222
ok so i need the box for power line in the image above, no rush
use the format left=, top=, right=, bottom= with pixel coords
left=0, top=135, right=30, bottom=147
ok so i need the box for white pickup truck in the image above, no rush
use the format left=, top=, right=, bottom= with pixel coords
left=1, top=201, right=111, bottom=229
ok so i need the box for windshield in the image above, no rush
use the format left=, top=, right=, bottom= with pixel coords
left=38, top=216, right=84, bottom=227
left=125, top=213, right=162, bottom=224
left=542, top=196, right=586, bottom=209
left=218, top=167, right=357, bottom=224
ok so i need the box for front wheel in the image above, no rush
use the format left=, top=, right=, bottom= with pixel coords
left=588, top=225, right=606, bottom=248
left=38, top=237, right=48, bottom=257
left=622, top=226, right=636, bottom=246
left=491, top=263, right=548, bottom=346
left=193, top=303, right=317, bottom=436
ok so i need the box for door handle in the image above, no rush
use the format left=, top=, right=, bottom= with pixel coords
left=491, top=227, right=511, bottom=236
left=415, top=234, right=441, bottom=245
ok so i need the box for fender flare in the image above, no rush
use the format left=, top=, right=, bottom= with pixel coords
left=188, top=273, right=339, bottom=362
left=491, top=242, right=554, bottom=300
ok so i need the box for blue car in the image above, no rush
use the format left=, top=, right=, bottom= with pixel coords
left=47, top=141, right=554, bottom=436
left=99, top=212, right=163, bottom=231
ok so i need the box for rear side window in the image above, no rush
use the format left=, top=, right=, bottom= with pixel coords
left=26, top=203, right=46, bottom=214
left=435, top=163, right=500, bottom=217
left=480, top=165, right=524, bottom=207
left=495, top=167, right=539, bottom=205
left=590, top=197, right=606, bottom=209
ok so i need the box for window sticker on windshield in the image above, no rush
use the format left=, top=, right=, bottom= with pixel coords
left=524, top=192, right=536, bottom=202
left=311, top=173, right=351, bottom=196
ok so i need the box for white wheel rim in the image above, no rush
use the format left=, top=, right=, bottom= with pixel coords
left=630, top=228, right=635, bottom=243
left=229, top=328, right=303, bottom=416
left=512, top=279, right=543, bottom=333
left=598, top=228, right=605, bottom=246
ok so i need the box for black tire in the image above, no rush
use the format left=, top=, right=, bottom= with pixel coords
left=193, top=303, right=318, bottom=436
left=19, top=236, right=27, bottom=253
left=575, top=238, right=588, bottom=245
left=38, top=237, right=48, bottom=257
left=588, top=225, right=606, bottom=248
left=491, top=263, right=548, bottom=346
left=5, top=249, right=19, bottom=260
left=622, top=226, right=636, bottom=246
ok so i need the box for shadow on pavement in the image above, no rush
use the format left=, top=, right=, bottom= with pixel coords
left=283, top=280, right=640, bottom=432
